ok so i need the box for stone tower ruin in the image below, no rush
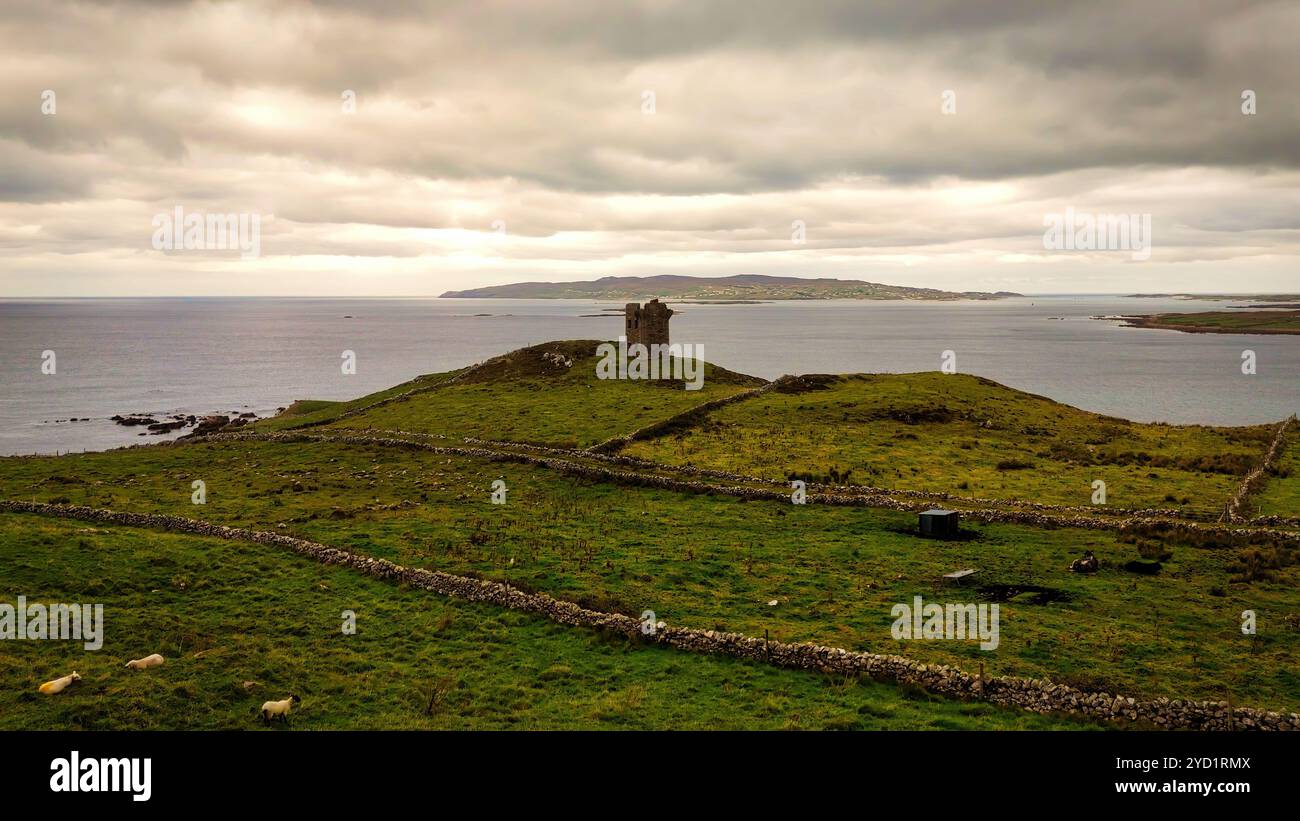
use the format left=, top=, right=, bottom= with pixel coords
left=624, top=299, right=673, bottom=346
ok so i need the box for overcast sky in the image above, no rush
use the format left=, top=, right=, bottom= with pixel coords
left=2, top=0, right=1298, bottom=296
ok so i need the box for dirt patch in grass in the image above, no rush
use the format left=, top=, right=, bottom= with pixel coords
left=977, top=584, right=1073, bottom=605
left=886, top=524, right=983, bottom=542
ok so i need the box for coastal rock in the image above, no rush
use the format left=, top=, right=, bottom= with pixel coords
left=183, top=415, right=230, bottom=438
left=115, top=416, right=159, bottom=427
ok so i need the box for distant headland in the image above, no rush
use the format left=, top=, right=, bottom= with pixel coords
left=440, top=274, right=1022, bottom=301
left=1125, top=293, right=1300, bottom=302
left=1104, top=309, right=1300, bottom=335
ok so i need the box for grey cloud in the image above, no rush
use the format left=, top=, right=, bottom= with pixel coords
left=0, top=0, right=1296, bottom=294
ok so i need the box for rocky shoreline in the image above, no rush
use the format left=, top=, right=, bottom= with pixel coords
left=39, top=409, right=272, bottom=439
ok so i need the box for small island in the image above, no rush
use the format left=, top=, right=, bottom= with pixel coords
left=1125, top=293, right=1300, bottom=303
left=441, top=274, right=1021, bottom=301
left=1108, top=309, right=1300, bottom=335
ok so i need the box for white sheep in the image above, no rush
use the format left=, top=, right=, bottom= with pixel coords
left=260, top=694, right=301, bottom=724
left=38, top=671, right=81, bottom=695
left=124, top=653, right=164, bottom=670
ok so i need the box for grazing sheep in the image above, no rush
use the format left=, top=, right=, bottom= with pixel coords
left=1069, top=550, right=1099, bottom=574
left=260, top=694, right=301, bottom=724
left=38, top=671, right=81, bottom=695
left=125, top=653, right=165, bottom=670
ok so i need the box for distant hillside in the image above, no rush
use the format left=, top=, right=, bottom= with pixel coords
left=440, top=275, right=1021, bottom=301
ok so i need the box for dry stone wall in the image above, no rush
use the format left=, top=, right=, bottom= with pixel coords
left=588, top=376, right=788, bottom=453
left=191, top=430, right=1300, bottom=547
left=456, top=433, right=1184, bottom=520
left=1, top=499, right=1294, bottom=730
left=1227, top=416, right=1294, bottom=522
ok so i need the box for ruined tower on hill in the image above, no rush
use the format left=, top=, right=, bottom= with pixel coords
left=624, top=299, right=673, bottom=346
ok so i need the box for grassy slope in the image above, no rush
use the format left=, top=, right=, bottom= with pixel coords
left=0, top=514, right=1087, bottom=730
left=3, top=440, right=1297, bottom=712
left=623, top=373, right=1271, bottom=515
left=316, top=340, right=764, bottom=448
left=1257, top=439, right=1300, bottom=518
left=251, top=368, right=466, bottom=432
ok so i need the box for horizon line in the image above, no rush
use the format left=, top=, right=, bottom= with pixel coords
left=0, top=292, right=1286, bottom=300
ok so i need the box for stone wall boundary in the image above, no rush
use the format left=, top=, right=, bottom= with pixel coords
left=1, top=499, right=1293, bottom=730
left=189, top=430, right=1300, bottom=546
left=1226, top=416, right=1294, bottom=522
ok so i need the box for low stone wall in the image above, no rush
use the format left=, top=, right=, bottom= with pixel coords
left=456, top=433, right=1183, bottom=520
left=1251, top=514, right=1300, bottom=529
left=2, top=499, right=1294, bottom=730
left=587, top=376, right=785, bottom=453
left=1227, top=416, right=1294, bottom=522
left=197, top=429, right=1300, bottom=547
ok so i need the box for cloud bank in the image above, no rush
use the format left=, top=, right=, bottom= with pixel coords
left=1, top=0, right=1297, bottom=295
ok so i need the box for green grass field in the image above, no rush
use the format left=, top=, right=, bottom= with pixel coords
left=2, top=341, right=1295, bottom=729
left=623, top=373, right=1272, bottom=514
left=1257, top=439, right=1300, bottom=518
left=0, top=514, right=1087, bottom=730
left=3, top=435, right=1297, bottom=712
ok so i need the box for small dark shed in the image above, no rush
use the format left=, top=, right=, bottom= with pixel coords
left=919, top=508, right=960, bottom=539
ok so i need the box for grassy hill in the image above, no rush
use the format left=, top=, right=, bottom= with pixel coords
left=1, top=340, right=1295, bottom=729
left=621, top=372, right=1273, bottom=515
left=269, top=340, right=764, bottom=448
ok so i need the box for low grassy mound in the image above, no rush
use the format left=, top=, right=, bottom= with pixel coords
left=315, top=340, right=765, bottom=448
left=0, top=514, right=1086, bottom=730
left=623, top=372, right=1274, bottom=514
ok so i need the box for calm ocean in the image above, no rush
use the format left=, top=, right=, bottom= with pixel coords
left=0, top=296, right=1296, bottom=456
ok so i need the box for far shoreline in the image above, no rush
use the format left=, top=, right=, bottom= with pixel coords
left=1100, top=310, right=1300, bottom=336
